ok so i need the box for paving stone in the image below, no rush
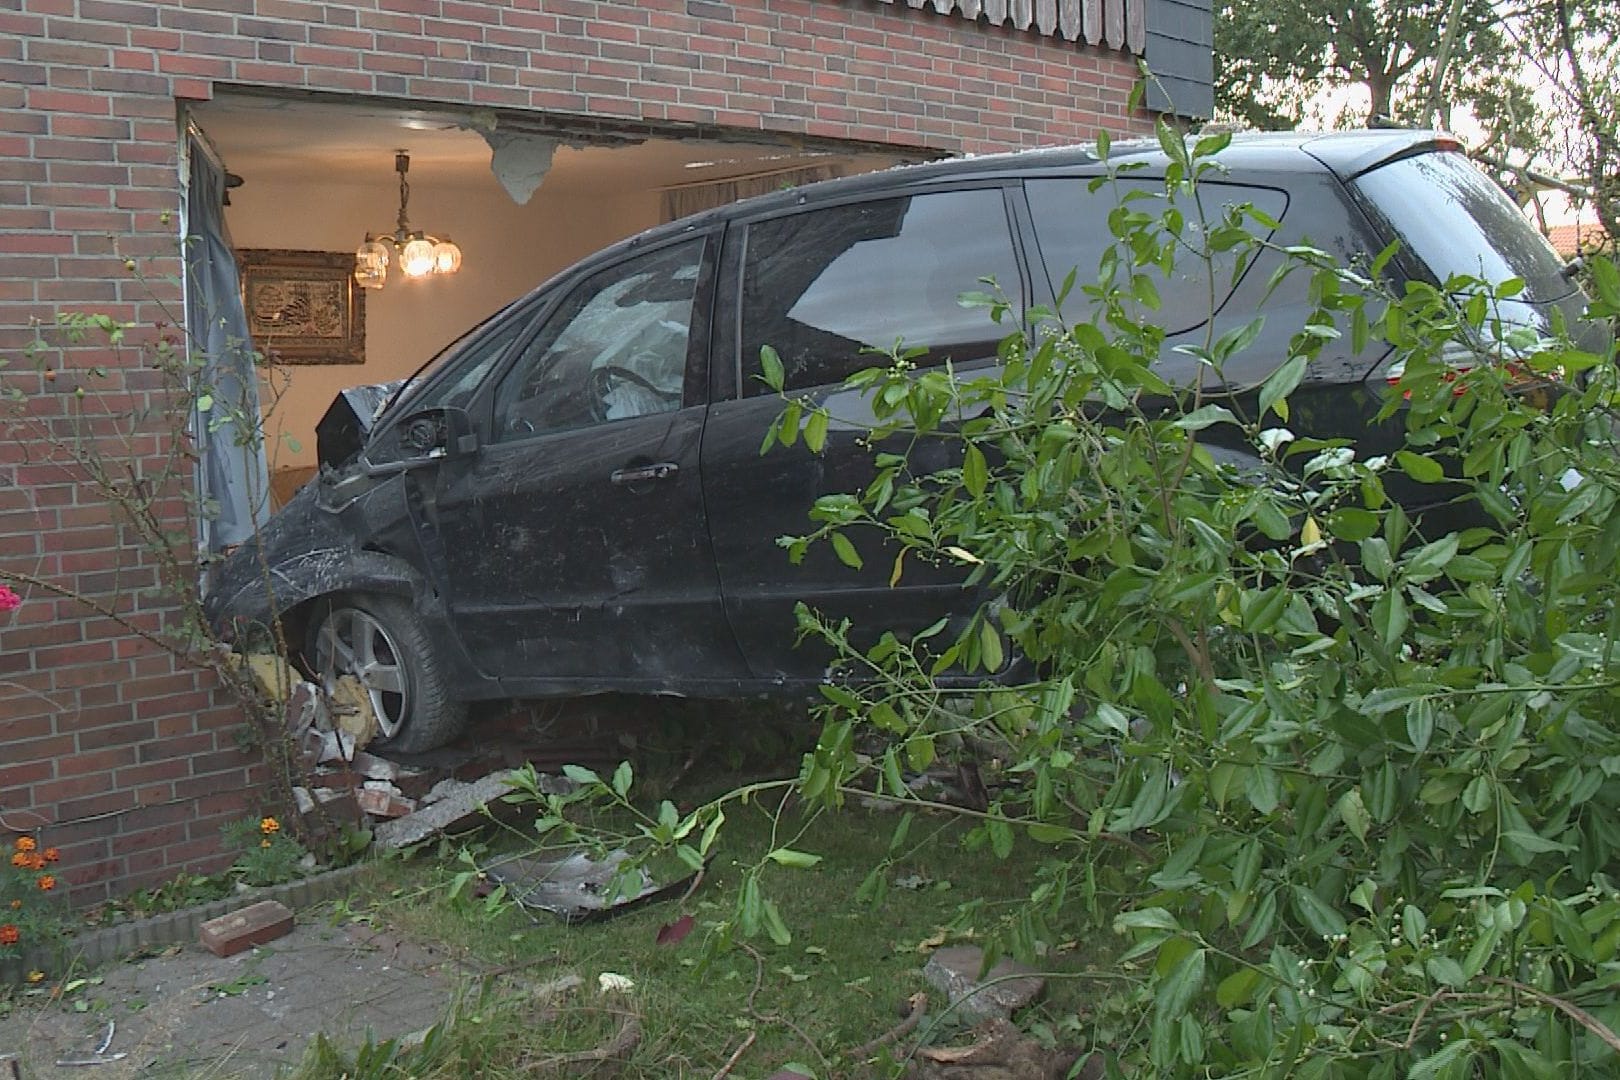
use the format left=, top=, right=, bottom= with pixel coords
left=921, top=945, right=1046, bottom=1025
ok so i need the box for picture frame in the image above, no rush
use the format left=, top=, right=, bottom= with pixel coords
left=237, top=248, right=365, bottom=365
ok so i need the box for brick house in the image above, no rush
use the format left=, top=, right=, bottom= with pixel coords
left=0, top=0, right=1211, bottom=901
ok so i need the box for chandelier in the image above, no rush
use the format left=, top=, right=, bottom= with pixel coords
left=353, top=151, right=462, bottom=290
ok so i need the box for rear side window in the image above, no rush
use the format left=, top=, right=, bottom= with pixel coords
left=1352, top=152, right=1574, bottom=302
left=1025, top=179, right=1288, bottom=333
left=739, top=188, right=1021, bottom=395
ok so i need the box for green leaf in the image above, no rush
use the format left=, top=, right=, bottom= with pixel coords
left=1175, top=404, right=1239, bottom=431
left=611, top=761, right=632, bottom=798
left=1330, top=508, right=1379, bottom=542
left=979, top=621, right=1004, bottom=672
left=1403, top=534, right=1459, bottom=584
left=1589, top=255, right=1620, bottom=308
left=962, top=443, right=988, bottom=497
left=1258, top=353, right=1304, bottom=420
left=1154, top=947, right=1206, bottom=1022
left=759, top=345, right=784, bottom=391
left=762, top=898, right=792, bottom=946
left=1216, top=967, right=1262, bottom=1009
left=767, top=848, right=823, bottom=869
left=1114, top=907, right=1182, bottom=933
left=1339, top=787, right=1370, bottom=843
left=1292, top=886, right=1348, bottom=939
left=803, top=408, right=828, bottom=453
left=562, top=764, right=600, bottom=786
left=987, top=816, right=1014, bottom=859
left=829, top=531, right=863, bottom=570
left=1395, top=450, right=1445, bottom=484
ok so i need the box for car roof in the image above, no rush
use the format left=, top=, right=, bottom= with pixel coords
left=563, top=128, right=1457, bottom=279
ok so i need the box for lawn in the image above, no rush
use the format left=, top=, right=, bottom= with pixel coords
left=289, top=779, right=1129, bottom=1079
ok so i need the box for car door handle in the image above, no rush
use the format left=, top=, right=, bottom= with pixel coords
left=610, top=462, right=679, bottom=485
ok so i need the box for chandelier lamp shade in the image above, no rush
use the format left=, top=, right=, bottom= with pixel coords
left=354, top=150, right=462, bottom=290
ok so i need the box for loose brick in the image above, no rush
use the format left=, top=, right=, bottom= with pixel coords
left=199, top=900, right=294, bottom=956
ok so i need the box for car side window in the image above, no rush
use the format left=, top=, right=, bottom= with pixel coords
left=492, top=239, right=704, bottom=441
left=1025, top=178, right=1288, bottom=334
left=739, top=188, right=1021, bottom=396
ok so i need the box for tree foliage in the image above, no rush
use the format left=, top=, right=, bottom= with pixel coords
left=1213, top=0, right=1518, bottom=129
left=506, top=127, right=1620, bottom=1073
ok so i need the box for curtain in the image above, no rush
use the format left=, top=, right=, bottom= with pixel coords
left=185, top=129, right=270, bottom=552
left=661, top=164, right=847, bottom=223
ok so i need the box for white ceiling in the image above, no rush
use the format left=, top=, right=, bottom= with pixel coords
left=189, top=93, right=902, bottom=199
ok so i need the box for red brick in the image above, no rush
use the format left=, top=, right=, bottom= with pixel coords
left=198, top=900, right=295, bottom=957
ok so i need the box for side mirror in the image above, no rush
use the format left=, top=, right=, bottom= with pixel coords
left=396, top=406, right=478, bottom=460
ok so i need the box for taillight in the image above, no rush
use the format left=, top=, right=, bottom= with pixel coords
left=1384, top=341, right=1558, bottom=401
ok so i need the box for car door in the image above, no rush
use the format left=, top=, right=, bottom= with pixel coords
left=424, top=234, right=750, bottom=690
left=701, top=185, right=1028, bottom=683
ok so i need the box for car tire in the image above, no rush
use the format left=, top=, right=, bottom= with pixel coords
left=306, top=595, right=468, bottom=753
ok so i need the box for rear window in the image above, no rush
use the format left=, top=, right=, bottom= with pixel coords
left=1352, top=152, right=1573, bottom=300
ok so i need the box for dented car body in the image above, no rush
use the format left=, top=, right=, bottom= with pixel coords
left=205, top=130, right=1597, bottom=751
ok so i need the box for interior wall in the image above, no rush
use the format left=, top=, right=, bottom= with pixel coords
left=221, top=168, right=662, bottom=474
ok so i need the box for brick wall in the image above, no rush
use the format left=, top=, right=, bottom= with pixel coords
left=0, top=0, right=1153, bottom=903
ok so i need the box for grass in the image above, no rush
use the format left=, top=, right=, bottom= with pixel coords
left=284, top=779, right=1129, bottom=1079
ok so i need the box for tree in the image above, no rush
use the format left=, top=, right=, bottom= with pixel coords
left=1214, top=0, right=1519, bottom=129
left=1496, top=0, right=1620, bottom=243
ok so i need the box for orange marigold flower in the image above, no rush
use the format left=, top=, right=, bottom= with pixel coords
left=260, top=839, right=272, bottom=849
left=14, top=836, right=36, bottom=853
left=9, top=852, right=27, bottom=868
left=37, top=875, right=56, bottom=891
left=23, top=853, right=45, bottom=871
left=8, top=899, right=20, bottom=909
left=26, top=970, right=45, bottom=984
left=0, top=924, right=19, bottom=945
left=43, top=847, right=60, bottom=863
left=259, top=817, right=280, bottom=834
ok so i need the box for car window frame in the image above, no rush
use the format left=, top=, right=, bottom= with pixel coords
left=716, top=180, right=1032, bottom=402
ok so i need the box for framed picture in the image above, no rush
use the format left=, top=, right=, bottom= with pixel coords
left=238, top=249, right=365, bottom=365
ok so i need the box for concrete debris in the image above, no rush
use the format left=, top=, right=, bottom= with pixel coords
left=242, top=652, right=299, bottom=700
left=348, top=751, right=399, bottom=781
left=372, top=769, right=528, bottom=848
left=921, top=946, right=1045, bottom=1026
left=328, top=675, right=380, bottom=747
left=315, top=729, right=361, bottom=764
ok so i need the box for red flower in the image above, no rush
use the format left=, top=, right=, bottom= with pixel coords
left=0, top=925, right=19, bottom=946
left=0, top=584, right=19, bottom=613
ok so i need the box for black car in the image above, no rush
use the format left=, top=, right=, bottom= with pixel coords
left=206, top=129, right=1596, bottom=751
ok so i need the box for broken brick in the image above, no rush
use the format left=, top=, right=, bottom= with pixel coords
left=356, top=786, right=416, bottom=818
left=198, top=900, right=294, bottom=957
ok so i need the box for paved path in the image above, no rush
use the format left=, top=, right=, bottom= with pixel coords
left=0, top=917, right=467, bottom=1079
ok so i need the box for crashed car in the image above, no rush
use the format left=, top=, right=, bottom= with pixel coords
left=206, top=129, right=1598, bottom=752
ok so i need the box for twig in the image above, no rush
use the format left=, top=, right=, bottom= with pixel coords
left=1484, top=976, right=1620, bottom=1054
left=852, top=992, right=928, bottom=1060
left=711, top=1031, right=756, bottom=1080
left=526, top=1012, right=643, bottom=1074
left=740, top=943, right=833, bottom=1076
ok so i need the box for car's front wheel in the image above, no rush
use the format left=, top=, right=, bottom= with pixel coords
left=306, top=595, right=468, bottom=753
